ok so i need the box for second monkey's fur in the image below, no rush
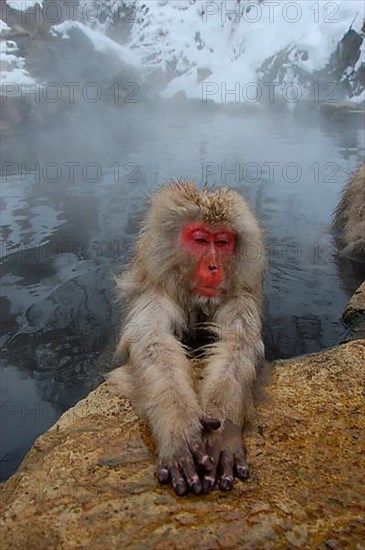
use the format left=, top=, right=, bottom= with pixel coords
left=333, top=163, right=365, bottom=261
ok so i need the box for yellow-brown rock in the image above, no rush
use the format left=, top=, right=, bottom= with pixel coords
left=1, top=341, right=364, bottom=549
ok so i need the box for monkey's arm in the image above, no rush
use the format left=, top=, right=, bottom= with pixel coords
left=200, top=295, right=264, bottom=491
left=115, top=292, right=219, bottom=495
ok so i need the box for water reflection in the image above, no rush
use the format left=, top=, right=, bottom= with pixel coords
left=1, top=105, right=364, bottom=479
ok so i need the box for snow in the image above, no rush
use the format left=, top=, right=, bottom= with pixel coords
left=352, top=89, right=365, bottom=103
left=0, top=66, right=37, bottom=85
left=1, top=0, right=364, bottom=100
left=51, top=21, right=141, bottom=68
left=126, top=0, right=363, bottom=100
left=6, top=0, right=43, bottom=10
left=1, top=2, right=43, bottom=89
left=0, top=19, right=11, bottom=32
left=0, top=40, right=18, bottom=53
left=0, top=39, right=36, bottom=88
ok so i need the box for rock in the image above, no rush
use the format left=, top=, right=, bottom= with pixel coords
left=257, top=27, right=364, bottom=104
left=1, top=340, right=364, bottom=549
left=197, top=68, right=212, bottom=83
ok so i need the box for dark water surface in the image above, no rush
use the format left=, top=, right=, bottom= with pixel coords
left=1, top=104, right=364, bottom=480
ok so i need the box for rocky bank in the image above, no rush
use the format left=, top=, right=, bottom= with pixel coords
left=0, top=284, right=364, bottom=549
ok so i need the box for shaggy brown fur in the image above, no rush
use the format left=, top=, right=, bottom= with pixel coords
left=109, top=180, right=266, bottom=493
left=333, top=164, right=365, bottom=261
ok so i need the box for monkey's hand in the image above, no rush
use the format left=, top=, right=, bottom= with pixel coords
left=156, top=416, right=221, bottom=496
left=202, top=420, right=249, bottom=492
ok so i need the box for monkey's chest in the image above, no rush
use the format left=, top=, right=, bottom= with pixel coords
left=181, top=309, right=216, bottom=354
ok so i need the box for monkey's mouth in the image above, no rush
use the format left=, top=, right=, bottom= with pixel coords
left=193, top=285, right=222, bottom=297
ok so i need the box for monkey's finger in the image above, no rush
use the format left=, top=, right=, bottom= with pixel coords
left=202, top=446, right=220, bottom=493
left=191, top=441, right=215, bottom=472
left=170, top=464, right=189, bottom=496
left=219, top=451, right=234, bottom=491
left=180, top=457, right=202, bottom=495
left=156, top=465, right=171, bottom=485
left=200, top=416, right=221, bottom=431
left=202, top=464, right=218, bottom=493
left=234, top=453, right=250, bottom=481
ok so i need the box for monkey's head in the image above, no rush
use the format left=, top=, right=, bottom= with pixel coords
left=179, top=222, right=235, bottom=298
left=137, top=180, right=265, bottom=305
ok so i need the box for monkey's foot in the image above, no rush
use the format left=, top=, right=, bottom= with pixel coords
left=203, top=420, right=249, bottom=493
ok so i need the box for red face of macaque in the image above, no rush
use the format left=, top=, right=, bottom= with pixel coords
left=180, top=223, right=235, bottom=297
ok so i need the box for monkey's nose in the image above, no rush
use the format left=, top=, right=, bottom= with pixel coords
left=208, top=264, right=217, bottom=272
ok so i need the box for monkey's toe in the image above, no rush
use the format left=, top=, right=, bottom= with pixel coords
left=234, top=453, right=250, bottom=480
left=173, top=481, right=189, bottom=496
left=220, top=476, right=233, bottom=491
left=191, top=481, right=202, bottom=494
left=157, top=467, right=170, bottom=484
left=235, top=464, right=250, bottom=480
left=202, top=476, right=215, bottom=493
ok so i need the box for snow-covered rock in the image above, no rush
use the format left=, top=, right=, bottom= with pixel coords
left=0, top=0, right=364, bottom=103
left=126, top=0, right=364, bottom=101
left=51, top=20, right=141, bottom=69
left=0, top=39, right=36, bottom=86
left=6, top=0, right=43, bottom=10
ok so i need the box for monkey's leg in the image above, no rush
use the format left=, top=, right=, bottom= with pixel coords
left=199, top=297, right=264, bottom=492
left=117, top=294, right=220, bottom=495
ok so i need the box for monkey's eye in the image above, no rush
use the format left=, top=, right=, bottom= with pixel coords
left=215, top=240, right=229, bottom=247
left=194, top=237, right=209, bottom=244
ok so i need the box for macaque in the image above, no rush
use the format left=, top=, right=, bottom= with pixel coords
left=109, top=180, right=266, bottom=495
left=333, top=163, right=365, bottom=262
